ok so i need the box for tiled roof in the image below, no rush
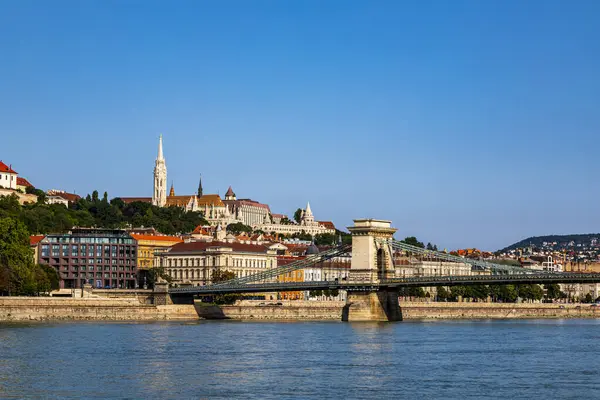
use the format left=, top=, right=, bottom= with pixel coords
left=120, top=197, right=152, bottom=204
left=55, top=192, right=81, bottom=203
left=0, top=161, right=17, bottom=174
left=168, top=240, right=269, bottom=254
left=225, top=186, right=235, bottom=196
left=318, top=221, right=336, bottom=230
left=197, top=194, right=224, bottom=207
left=130, top=234, right=183, bottom=243
left=223, top=199, right=271, bottom=211
left=17, top=177, right=33, bottom=187
left=30, top=235, right=45, bottom=246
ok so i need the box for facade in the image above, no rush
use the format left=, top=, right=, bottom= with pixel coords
left=277, top=257, right=305, bottom=300
left=37, top=228, right=138, bottom=289
left=155, top=240, right=280, bottom=287
left=0, top=161, right=18, bottom=190
left=130, top=233, right=183, bottom=286
left=46, top=190, right=81, bottom=206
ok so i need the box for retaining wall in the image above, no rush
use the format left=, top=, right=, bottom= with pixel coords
left=0, top=297, right=197, bottom=321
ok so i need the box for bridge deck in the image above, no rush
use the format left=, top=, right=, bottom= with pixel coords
left=167, top=273, right=600, bottom=296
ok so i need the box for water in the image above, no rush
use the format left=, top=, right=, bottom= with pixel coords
left=1, top=320, right=599, bottom=399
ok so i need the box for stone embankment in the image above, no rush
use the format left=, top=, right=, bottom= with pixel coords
left=196, top=300, right=600, bottom=321
left=0, top=297, right=197, bottom=322
left=2, top=297, right=600, bottom=322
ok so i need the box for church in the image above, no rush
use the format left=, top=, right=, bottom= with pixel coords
left=121, top=136, right=335, bottom=235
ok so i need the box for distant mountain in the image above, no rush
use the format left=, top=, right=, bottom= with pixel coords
left=499, top=233, right=600, bottom=252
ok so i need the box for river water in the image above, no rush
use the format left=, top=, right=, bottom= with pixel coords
left=1, top=319, right=599, bottom=399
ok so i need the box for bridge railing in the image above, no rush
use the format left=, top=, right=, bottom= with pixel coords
left=203, top=244, right=352, bottom=288
left=387, top=239, right=537, bottom=275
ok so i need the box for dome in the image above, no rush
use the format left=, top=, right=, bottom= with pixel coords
left=306, top=243, right=320, bottom=255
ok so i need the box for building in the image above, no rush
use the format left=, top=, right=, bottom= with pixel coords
left=130, top=233, right=183, bottom=287
left=46, top=190, right=81, bottom=206
left=17, top=177, right=33, bottom=192
left=120, top=136, right=335, bottom=235
left=0, top=161, right=37, bottom=204
left=277, top=256, right=305, bottom=300
left=37, top=228, right=138, bottom=289
left=30, top=235, right=45, bottom=263
left=155, top=239, right=281, bottom=287
left=0, top=161, right=18, bottom=190
left=257, top=202, right=336, bottom=236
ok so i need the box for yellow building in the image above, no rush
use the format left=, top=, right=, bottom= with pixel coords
left=131, top=234, right=183, bottom=284
left=277, top=257, right=305, bottom=300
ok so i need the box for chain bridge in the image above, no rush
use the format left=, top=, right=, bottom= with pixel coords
left=155, top=219, right=600, bottom=321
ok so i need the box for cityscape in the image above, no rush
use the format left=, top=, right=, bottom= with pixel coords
left=2, top=1, right=600, bottom=399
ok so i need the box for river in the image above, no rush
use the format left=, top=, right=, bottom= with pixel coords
left=1, top=320, right=599, bottom=399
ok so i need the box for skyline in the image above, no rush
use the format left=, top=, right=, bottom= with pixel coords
left=2, top=1, right=600, bottom=250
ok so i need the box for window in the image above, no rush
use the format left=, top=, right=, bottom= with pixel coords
left=71, top=245, right=79, bottom=256
left=62, top=245, right=69, bottom=257
left=41, top=245, right=49, bottom=257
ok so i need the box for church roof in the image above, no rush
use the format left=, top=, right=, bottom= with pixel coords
left=198, top=194, right=225, bottom=207
left=120, top=197, right=152, bottom=204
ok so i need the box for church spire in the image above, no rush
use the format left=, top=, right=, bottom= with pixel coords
left=305, top=201, right=313, bottom=216
left=197, top=174, right=203, bottom=197
left=158, top=134, right=164, bottom=160
left=169, top=182, right=175, bottom=197
left=152, top=135, right=167, bottom=207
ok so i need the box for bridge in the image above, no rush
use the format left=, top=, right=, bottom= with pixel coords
left=155, top=219, right=600, bottom=321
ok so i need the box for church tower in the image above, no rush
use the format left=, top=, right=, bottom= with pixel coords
left=152, top=135, right=167, bottom=207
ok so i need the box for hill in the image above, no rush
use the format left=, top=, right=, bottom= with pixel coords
left=499, top=233, right=600, bottom=252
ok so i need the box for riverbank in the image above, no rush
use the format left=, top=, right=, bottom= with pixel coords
left=2, top=297, right=600, bottom=322
left=197, top=300, right=600, bottom=320
left=0, top=297, right=197, bottom=321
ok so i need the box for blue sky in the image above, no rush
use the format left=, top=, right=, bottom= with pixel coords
left=1, top=1, right=599, bottom=250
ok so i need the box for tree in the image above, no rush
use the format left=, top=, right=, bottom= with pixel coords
left=280, top=217, right=291, bottom=225
left=436, top=286, right=450, bottom=301
left=0, top=217, right=35, bottom=295
left=309, top=289, right=323, bottom=297
left=147, top=266, right=173, bottom=288
left=92, top=190, right=99, bottom=202
left=426, top=242, right=433, bottom=250
left=226, top=222, right=252, bottom=235
left=314, top=233, right=337, bottom=246
left=210, top=270, right=241, bottom=305
left=584, top=293, right=593, bottom=303
left=401, top=236, right=424, bottom=248
left=545, top=284, right=563, bottom=300
left=293, top=208, right=303, bottom=223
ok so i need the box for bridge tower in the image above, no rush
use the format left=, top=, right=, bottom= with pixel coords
left=343, top=219, right=402, bottom=321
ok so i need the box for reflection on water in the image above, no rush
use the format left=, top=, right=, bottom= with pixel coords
left=1, top=320, right=600, bottom=399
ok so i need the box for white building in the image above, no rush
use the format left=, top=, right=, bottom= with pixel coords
left=0, top=161, right=18, bottom=190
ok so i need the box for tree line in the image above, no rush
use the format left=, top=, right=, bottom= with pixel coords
left=1, top=191, right=208, bottom=236
left=399, top=283, right=575, bottom=303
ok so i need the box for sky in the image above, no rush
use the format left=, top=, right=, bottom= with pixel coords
left=1, top=0, right=599, bottom=250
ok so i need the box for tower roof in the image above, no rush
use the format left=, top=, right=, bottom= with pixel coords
left=169, top=183, right=175, bottom=197
left=225, top=186, right=235, bottom=197
left=157, top=134, right=164, bottom=160
left=305, top=202, right=313, bottom=216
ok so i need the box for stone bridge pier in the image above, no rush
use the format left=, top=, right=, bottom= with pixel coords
left=343, top=219, right=402, bottom=322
